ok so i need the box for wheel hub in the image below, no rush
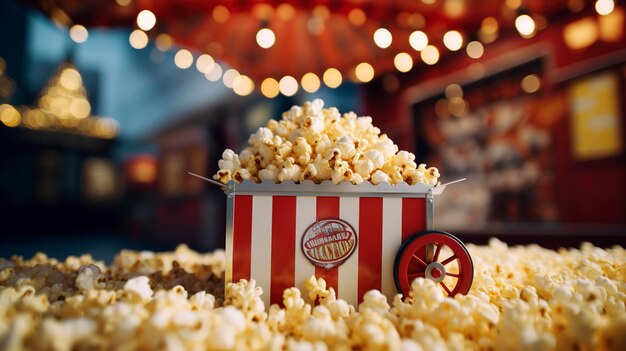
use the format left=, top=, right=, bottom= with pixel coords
left=425, top=262, right=446, bottom=283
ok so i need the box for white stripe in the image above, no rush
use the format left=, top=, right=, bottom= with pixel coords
left=294, top=197, right=316, bottom=300
left=382, top=197, right=403, bottom=301
left=250, top=196, right=272, bottom=308
left=339, top=197, right=359, bottom=306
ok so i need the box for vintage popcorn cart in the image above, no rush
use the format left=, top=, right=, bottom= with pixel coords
left=207, top=177, right=474, bottom=307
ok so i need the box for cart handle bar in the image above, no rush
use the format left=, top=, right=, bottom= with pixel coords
left=188, top=172, right=227, bottom=189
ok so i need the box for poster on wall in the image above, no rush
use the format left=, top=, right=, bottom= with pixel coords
left=568, top=71, right=623, bottom=160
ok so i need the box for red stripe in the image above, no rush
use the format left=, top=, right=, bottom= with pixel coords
left=315, top=197, right=340, bottom=295
left=270, top=196, right=297, bottom=306
left=232, top=195, right=252, bottom=283
left=358, top=197, right=383, bottom=302
left=402, top=198, right=426, bottom=243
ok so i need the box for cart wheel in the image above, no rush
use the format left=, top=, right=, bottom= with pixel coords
left=394, top=230, right=473, bottom=297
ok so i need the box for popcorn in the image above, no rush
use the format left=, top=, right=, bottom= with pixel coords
left=1, top=242, right=624, bottom=350
left=214, top=99, right=440, bottom=186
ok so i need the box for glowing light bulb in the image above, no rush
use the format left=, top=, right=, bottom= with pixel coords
left=443, top=30, right=463, bottom=51
left=421, top=45, right=439, bottom=65
left=394, top=53, right=413, bottom=72
left=373, top=28, right=392, bottom=48
left=409, top=30, right=428, bottom=51
left=256, top=28, right=276, bottom=49
left=301, top=73, right=321, bottom=93
left=137, top=10, right=156, bottom=31
left=515, top=14, right=536, bottom=37
left=69, top=25, right=88, bottom=43
left=279, top=76, right=298, bottom=96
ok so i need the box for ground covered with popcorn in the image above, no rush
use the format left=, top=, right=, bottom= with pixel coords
left=214, top=99, right=440, bottom=186
left=1, top=240, right=625, bottom=351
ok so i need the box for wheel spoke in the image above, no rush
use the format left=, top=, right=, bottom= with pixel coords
left=440, top=282, right=452, bottom=295
left=408, top=271, right=425, bottom=278
left=446, top=272, right=460, bottom=278
left=432, top=243, right=442, bottom=263
left=411, top=254, right=428, bottom=267
left=440, top=254, right=457, bottom=266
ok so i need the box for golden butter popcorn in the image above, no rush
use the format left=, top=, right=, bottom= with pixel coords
left=1, top=241, right=625, bottom=351
left=214, top=99, right=440, bottom=186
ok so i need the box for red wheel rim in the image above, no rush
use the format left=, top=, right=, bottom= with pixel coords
left=396, top=232, right=473, bottom=297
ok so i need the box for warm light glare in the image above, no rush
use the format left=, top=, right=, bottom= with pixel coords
left=137, top=10, right=156, bottom=31
left=394, top=53, right=413, bottom=73
left=70, top=99, right=91, bottom=118
left=256, top=28, right=276, bottom=49
left=115, top=0, right=131, bottom=7
left=598, top=7, right=625, bottom=42
left=564, top=17, right=599, bottom=49
left=196, top=54, right=215, bottom=74
left=506, top=0, right=522, bottom=10
left=409, top=30, right=428, bottom=51
left=212, top=5, right=230, bottom=23
left=223, top=69, right=240, bottom=88
left=174, top=49, right=193, bottom=69
left=466, top=41, right=484, bottom=58
left=443, top=30, right=463, bottom=51
left=59, top=68, right=82, bottom=90
left=301, top=73, right=321, bottom=93
left=69, top=25, right=88, bottom=43
left=323, top=68, right=342, bottom=88
left=205, top=63, right=223, bottom=82
left=276, top=3, right=295, bottom=21
left=521, top=74, right=541, bottom=93
left=355, top=62, right=375, bottom=82
left=421, top=45, right=440, bottom=65
left=515, top=14, right=536, bottom=37
left=0, top=104, right=21, bottom=128
left=445, top=84, right=463, bottom=99
left=129, top=30, right=149, bottom=49
left=479, top=17, right=499, bottom=43
left=261, top=78, right=280, bottom=98
left=232, top=75, right=255, bottom=96
left=373, top=28, right=393, bottom=48
left=155, top=34, right=172, bottom=51
left=596, top=0, right=615, bottom=15
left=348, top=8, right=366, bottom=26
left=279, top=76, right=298, bottom=96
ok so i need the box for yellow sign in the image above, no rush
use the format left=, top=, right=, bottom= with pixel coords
left=569, top=71, right=623, bottom=160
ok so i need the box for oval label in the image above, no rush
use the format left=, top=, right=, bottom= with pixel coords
left=301, top=219, right=357, bottom=270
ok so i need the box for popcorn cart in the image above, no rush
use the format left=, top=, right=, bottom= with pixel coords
left=194, top=173, right=473, bottom=307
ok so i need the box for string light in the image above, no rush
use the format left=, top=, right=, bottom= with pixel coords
left=155, top=33, right=172, bottom=51
left=394, top=53, right=413, bottom=72
left=195, top=54, right=215, bottom=74
left=222, top=69, right=240, bottom=88
left=355, top=63, right=374, bottom=82
left=515, top=14, right=536, bottom=37
left=373, top=28, right=393, bottom=48
left=69, top=25, right=88, bottom=43
left=205, top=63, right=223, bottom=81
left=301, top=73, right=321, bottom=93
left=279, top=76, right=298, bottom=96
left=261, top=78, right=280, bottom=98
left=174, top=49, right=193, bottom=69
left=348, top=8, right=366, bottom=26
left=137, top=10, right=156, bottom=31
left=521, top=74, right=541, bottom=93
left=466, top=41, right=484, bottom=58
left=232, top=75, right=255, bottom=96
left=129, top=30, right=149, bottom=49
left=409, top=30, right=428, bottom=51
left=421, top=45, right=440, bottom=65
left=443, top=30, right=463, bottom=51
left=323, top=68, right=342, bottom=88
left=256, top=28, right=276, bottom=49
left=595, top=0, right=615, bottom=15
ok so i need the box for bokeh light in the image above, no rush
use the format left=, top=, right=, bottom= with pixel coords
left=174, top=49, right=193, bottom=69
left=261, top=78, right=280, bottom=98
left=421, top=45, right=440, bottom=65
left=279, top=76, right=298, bottom=96
left=301, top=73, right=321, bottom=93
left=373, top=28, right=393, bottom=48
left=355, top=63, right=375, bottom=82
left=394, top=53, right=413, bottom=72
left=137, top=10, right=156, bottom=31
left=129, top=30, right=149, bottom=49
left=409, top=30, right=428, bottom=51
left=323, top=68, right=342, bottom=88
left=69, top=25, right=88, bottom=44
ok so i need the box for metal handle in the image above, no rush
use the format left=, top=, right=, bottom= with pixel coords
left=188, top=172, right=227, bottom=189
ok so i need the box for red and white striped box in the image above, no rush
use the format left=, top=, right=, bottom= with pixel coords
left=224, top=181, right=439, bottom=307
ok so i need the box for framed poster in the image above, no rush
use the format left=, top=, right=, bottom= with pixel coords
left=568, top=71, right=623, bottom=160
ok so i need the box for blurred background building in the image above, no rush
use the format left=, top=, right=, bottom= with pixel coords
left=1, top=0, right=624, bottom=261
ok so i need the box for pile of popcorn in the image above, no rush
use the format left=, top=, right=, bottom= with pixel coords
left=214, top=99, right=440, bottom=186
left=1, top=240, right=625, bottom=351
